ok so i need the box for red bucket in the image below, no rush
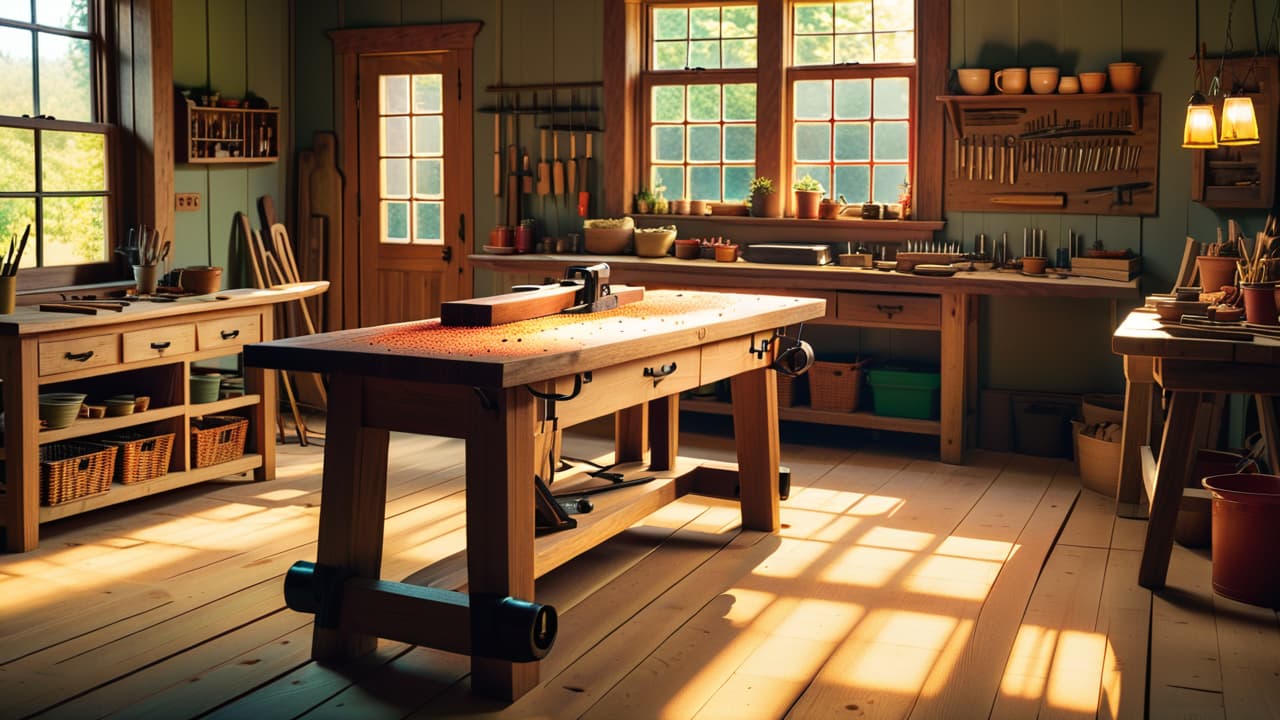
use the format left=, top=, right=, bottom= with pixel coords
left=1202, top=473, right=1280, bottom=608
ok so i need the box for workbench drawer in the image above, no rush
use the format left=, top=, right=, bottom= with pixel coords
left=699, top=333, right=773, bottom=384
left=836, top=293, right=940, bottom=329
left=197, top=314, right=261, bottom=350
left=549, top=347, right=702, bottom=428
left=39, top=334, right=120, bottom=376
left=122, top=323, right=196, bottom=363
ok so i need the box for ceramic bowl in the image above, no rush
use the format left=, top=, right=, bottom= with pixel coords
left=583, top=227, right=634, bottom=255
left=180, top=266, right=223, bottom=295
left=1154, top=299, right=1211, bottom=322
left=105, top=396, right=136, bottom=417
left=633, top=227, right=677, bottom=257
left=39, top=392, right=87, bottom=429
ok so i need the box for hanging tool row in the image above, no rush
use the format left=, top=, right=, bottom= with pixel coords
left=1021, top=108, right=1135, bottom=138
left=953, top=134, right=1142, bottom=183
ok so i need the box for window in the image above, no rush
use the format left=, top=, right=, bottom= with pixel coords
left=377, top=73, right=445, bottom=245
left=643, top=4, right=758, bottom=202
left=0, top=0, right=111, bottom=271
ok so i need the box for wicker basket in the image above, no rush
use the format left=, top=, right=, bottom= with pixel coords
left=191, top=415, right=248, bottom=468
left=777, top=373, right=807, bottom=408
left=101, top=431, right=175, bottom=485
left=808, top=361, right=864, bottom=413
left=39, top=441, right=117, bottom=505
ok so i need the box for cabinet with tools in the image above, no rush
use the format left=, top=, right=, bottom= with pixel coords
left=176, top=94, right=280, bottom=164
left=939, top=93, right=1160, bottom=215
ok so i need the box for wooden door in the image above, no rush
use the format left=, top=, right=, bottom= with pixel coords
left=357, top=52, right=472, bottom=327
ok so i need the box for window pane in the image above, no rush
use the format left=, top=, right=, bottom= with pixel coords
left=794, top=35, right=833, bottom=66
left=835, top=0, right=873, bottom=33
left=654, top=41, right=687, bottom=70
left=382, top=201, right=409, bottom=244
left=653, top=165, right=684, bottom=200
left=795, top=3, right=833, bottom=33
left=413, top=115, right=442, bottom=156
left=43, top=130, right=105, bottom=192
left=654, top=7, right=688, bottom=40
left=724, top=165, right=753, bottom=202
left=688, top=39, right=720, bottom=69
left=652, top=126, right=685, bottom=162
left=723, top=6, right=757, bottom=37
left=877, top=31, right=914, bottom=62
left=381, top=75, right=409, bottom=114
left=653, top=86, right=686, bottom=122
left=690, top=7, right=720, bottom=39
left=834, top=122, right=870, bottom=161
left=835, top=79, right=871, bottom=119
left=414, top=159, right=443, bottom=198
left=0, top=27, right=34, bottom=116
left=0, top=127, right=36, bottom=192
left=875, top=0, right=915, bottom=32
left=0, top=0, right=29, bottom=21
left=0, top=198, right=35, bottom=268
left=724, top=125, right=755, bottom=161
left=414, top=201, right=442, bottom=244
left=412, top=74, right=442, bottom=114
left=688, top=85, right=721, bottom=122
left=43, top=195, right=106, bottom=265
left=835, top=33, right=874, bottom=64
left=723, top=39, right=757, bottom=68
left=835, top=165, right=870, bottom=204
left=793, top=166, right=829, bottom=194
left=39, top=34, right=91, bottom=121
left=874, top=77, right=910, bottom=119
left=873, top=165, right=907, bottom=203
left=688, top=125, right=720, bottom=162
left=873, top=121, right=909, bottom=161
left=38, top=0, right=88, bottom=31
left=794, top=80, right=831, bottom=120
left=381, top=158, right=410, bottom=198
left=381, top=117, right=409, bottom=156
left=688, top=165, right=721, bottom=201
left=795, top=123, right=831, bottom=162
left=723, top=83, right=756, bottom=121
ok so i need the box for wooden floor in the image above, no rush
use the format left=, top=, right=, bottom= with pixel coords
left=3, top=417, right=1278, bottom=720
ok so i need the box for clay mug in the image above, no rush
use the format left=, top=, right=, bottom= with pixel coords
left=994, top=67, right=1028, bottom=94
left=1108, top=62, right=1141, bottom=92
left=1079, top=71, right=1107, bottom=93
left=956, top=68, right=991, bottom=95
left=1029, top=67, right=1060, bottom=95
left=1057, top=75, right=1080, bottom=94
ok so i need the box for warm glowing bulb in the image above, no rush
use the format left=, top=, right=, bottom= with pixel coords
left=1219, top=95, right=1260, bottom=145
left=1183, top=103, right=1219, bottom=149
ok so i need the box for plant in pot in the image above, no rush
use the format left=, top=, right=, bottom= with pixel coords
left=634, top=187, right=654, bottom=214
left=1197, top=237, right=1241, bottom=295
left=793, top=174, right=824, bottom=219
left=819, top=194, right=846, bottom=220
left=748, top=176, right=781, bottom=218
left=651, top=183, right=669, bottom=214
left=1237, top=236, right=1280, bottom=325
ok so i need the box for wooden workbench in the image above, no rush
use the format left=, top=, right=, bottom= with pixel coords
left=473, top=254, right=1141, bottom=463
left=244, top=289, right=825, bottom=701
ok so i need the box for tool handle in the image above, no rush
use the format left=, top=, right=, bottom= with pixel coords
left=585, top=133, right=592, bottom=159
left=541, top=129, right=547, bottom=159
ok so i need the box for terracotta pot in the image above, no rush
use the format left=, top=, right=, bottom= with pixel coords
left=750, top=192, right=782, bottom=218
left=714, top=244, right=739, bottom=262
left=819, top=200, right=844, bottom=220
left=1197, top=255, right=1238, bottom=294
left=179, top=266, right=223, bottom=295
left=794, top=190, right=822, bottom=219
left=1202, top=473, right=1280, bottom=608
left=1241, top=282, right=1279, bottom=325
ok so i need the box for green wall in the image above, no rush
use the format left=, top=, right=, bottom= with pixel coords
left=289, top=0, right=1276, bottom=395
left=172, top=0, right=291, bottom=286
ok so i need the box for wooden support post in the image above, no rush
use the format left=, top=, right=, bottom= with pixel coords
left=1138, top=390, right=1199, bottom=589
left=245, top=307, right=278, bottom=481
left=731, top=367, right=780, bottom=531
left=1116, top=354, right=1155, bottom=517
left=938, top=292, right=969, bottom=464
left=1, top=336, right=40, bottom=551
left=615, top=403, right=648, bottom=464
left=647, top=395, right=679, bottom=472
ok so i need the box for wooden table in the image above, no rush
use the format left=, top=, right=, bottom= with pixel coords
left=473, top=254, right=1141, bottom=464
left=244, top=289, right=825, bottom=701
left=1112, top=309, right=1280, bottom=589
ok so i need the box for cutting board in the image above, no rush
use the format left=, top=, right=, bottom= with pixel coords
left=309, top=133, right=344, bottom=331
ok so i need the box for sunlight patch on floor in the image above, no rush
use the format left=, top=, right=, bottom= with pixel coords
left=819, top=545, right=914, bottom=587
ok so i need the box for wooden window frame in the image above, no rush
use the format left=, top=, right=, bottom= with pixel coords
left=605, top=0, right=948, bottom=236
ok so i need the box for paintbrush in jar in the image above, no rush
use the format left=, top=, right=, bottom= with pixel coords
left=2, top=224, right=31, bottom=276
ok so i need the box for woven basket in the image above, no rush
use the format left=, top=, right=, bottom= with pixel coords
left=39, top=441, right=117, bottom=505
left=808, top=361, right=864, bottom=413
left=777, top=373, right=806, bottom=408
left=191, top=415, right=248, bottom=468
left=101, top=431, right=175, bottom=485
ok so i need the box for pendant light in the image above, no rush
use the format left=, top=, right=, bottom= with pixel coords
left=1219, top=0, right=1262, bottom=145
left=1184, top=0, right=1219, bottom=149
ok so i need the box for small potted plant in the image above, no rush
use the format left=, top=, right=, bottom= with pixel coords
left=793, top=174, right=824, bottom=219
left=1197, top=237, right=1241, bottom=295
left=634, top=187, right=654, bottom=214
left=748, top=176, right=781, bottom=218
left=651, top=183, right=669, bottom=214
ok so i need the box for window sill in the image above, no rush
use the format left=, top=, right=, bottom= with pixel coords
left=632, top=214, right=944, bottom=244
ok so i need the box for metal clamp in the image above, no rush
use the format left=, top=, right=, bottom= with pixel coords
left=643, top=362, right=677, bottom=385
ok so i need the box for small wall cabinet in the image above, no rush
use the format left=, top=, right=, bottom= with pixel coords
left=1191, top=56, right=1279, bottom=209
left=176, top=93, right=279, bottom=164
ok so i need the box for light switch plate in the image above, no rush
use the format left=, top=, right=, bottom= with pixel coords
left=175, top=192, right=202, bottom=211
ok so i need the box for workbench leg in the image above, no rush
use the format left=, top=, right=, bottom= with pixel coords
left=731, top=367, right=780, bottom=531
left=1116, top=355, right=1154, bottom=517
left=311, top=375, right=390, bottom=661
left=938, top=293, right=969, bottom=464
left=1139, top=390, right=1198, bottom=590
left=1, top=337, right=40, bottom=551
left=648, top=395, right=680, bottom=472
left=615, top=404, right=648, bottom=464
left=1255, top=395, right=1280, bottom=475
left=466, top=386, right=539, bottom=701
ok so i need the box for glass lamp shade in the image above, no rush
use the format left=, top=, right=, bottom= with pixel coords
left=1219, top=95, right=1260, bottom=146
left=1183, top=99, right=1219, bottom=149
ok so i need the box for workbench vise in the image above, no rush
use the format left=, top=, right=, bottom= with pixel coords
left=560, top=262, right=617, bottom=314
left=283, top=561, right=557, bottom=662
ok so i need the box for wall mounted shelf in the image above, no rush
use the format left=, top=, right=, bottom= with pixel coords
left=176, top=93, right=279, bottom=165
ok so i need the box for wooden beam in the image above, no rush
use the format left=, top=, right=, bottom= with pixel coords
left=441, top=284, right=644, bottom=327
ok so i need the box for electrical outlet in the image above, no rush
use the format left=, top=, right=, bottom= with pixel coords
left=175, top=192, right=202, bottom=211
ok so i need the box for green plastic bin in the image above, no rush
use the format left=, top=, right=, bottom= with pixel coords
left=867, top=368, right=941, bottom=420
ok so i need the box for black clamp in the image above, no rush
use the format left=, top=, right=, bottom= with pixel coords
left=770, top=326, right=816, bottom=378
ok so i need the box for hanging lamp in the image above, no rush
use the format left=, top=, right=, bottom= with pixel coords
left=1219, top=0, right=1262, bottom=145
left=1184, top=0, right=1219, bottom=149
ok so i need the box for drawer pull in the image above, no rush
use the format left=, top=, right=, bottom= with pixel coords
left=220, top=329, right=240, bottom=340
left=149, top=341, right=171, bottom=350
left=644, top=362, right=678, bottom=385
left=64, top=350, right=95, bottom=362
left=875, top=303, right=904, bottom=319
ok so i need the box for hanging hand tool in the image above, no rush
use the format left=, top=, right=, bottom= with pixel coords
left=493, top=99, right=502, bottom=198
left=579, top=131, right=592, bottom=217
left=521, top=95, right=533, bottom=196
left=552, top=101, right=565, bottom=206
left=567, top=90, right=578, bottom=208
left=507, top=98, right=518, bottom=227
